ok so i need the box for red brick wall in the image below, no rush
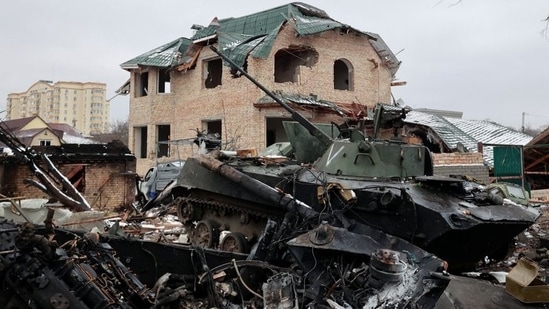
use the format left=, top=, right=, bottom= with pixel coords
left=432, top=152, right=484, bottom=165
left=0, top=160, right=136, bottom=212
left=128, top=25, right=394, bottom=175
left=432, top=153, right=489, bottom=184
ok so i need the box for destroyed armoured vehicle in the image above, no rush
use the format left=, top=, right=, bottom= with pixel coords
left=145, top=46, right=538, bottom=271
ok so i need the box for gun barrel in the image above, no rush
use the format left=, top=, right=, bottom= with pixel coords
left=210, top=46, right=332, bottom=147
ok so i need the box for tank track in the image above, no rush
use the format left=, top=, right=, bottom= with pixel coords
left=174, top=190, right=282, bottom=224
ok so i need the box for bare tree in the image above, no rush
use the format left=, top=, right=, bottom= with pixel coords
left=93, top=119, right=129, bottom=145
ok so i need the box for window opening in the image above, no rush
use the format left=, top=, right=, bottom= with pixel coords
left=134, top=126, right=148, bottom=158
left=204, top=58, right=222, bottom=89
left=204, top=120, right=222, bottom=136
left=158, top=69, right=171, bottom=93
left=334, top=59, right=353, bottom=90
left=274, top=46, right=318, bottom=83
left=156, top=125, right=171, bottom=157
left=266, top=117, right=291, bottom=146
left=137, top=72, right=149, bottom=97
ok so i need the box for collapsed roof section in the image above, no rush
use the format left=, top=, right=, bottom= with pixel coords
left=120, top=37, right=192, bottom=70
left=121, top=2, right=400, bottom=77
left=255, top=91, right=368, bottom=120
left=404, top=110, right=533, bottom=167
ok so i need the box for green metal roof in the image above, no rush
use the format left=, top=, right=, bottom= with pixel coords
left=192, top=3, right=383, bottom=68
left=122, top=3, right=399, bottom=76
left=121, top=37, right=192, bottom=69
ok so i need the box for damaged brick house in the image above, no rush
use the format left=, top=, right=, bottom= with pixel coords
left=120, top=2, right=401, bottom=175
left=0, top=116, right=136, bottom=211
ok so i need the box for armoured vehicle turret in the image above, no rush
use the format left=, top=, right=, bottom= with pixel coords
left=145, top=46, right=538, bottom=271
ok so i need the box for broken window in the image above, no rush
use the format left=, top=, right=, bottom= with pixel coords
left=203, top=120, right=222, bottom=136
left=334, top=59, right=353, bottom=90
left=156, top=125, right=171, bottom=157
left=266, top=117, right=291, bottom=146
left=203, top=58, right=222, bottom=89
left=157, top=69, right=171, bottom=94
left=134, top=126, right=148, bottom=159
left=274, top=46, right=318, bottom=83
left=136, top=71, right=149, bottom=97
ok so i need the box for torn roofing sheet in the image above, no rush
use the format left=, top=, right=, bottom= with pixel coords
left=120, top=37, right=191, bottom=69
left=121, top=3, right=398, bottom=74
left=406, top=110, right=533, bottom=167
left=190, top=3, right=395, bottom=70
left=405, top=110, right=478, bottom=153
left=256, top=91, right=346, bottom=116
left=217, top=33, right=267, bottom=68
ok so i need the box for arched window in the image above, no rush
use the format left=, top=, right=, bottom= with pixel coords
left=333, top=59, right=353, bottom=90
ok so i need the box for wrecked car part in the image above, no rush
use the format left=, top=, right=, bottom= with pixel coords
left=262, top=272, right=298, bottom=309
left=287, top=223, right=449, bottom=308
left=0, top=220, right=155, bottom=309
left=369, top=249, right=407, bottom=283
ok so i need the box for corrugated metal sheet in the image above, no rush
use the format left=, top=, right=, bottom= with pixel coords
left=122, top=4, right=399, bottom=77
left=493, top=146, right=522, bottom=176
left=405, top=111, right=533, bottom=167
left=293, top=15, right=343, bottom=35
left=446, top=118, right=532, bottom=167
left=120, top=37, right=191, bottom=69
left=406, top=110, right=478, bottom=152
left=193, top=3, right=396, bottom=75
left=445, top=118, right=532, bottom=146
left=256, top=92, right=344, bottom=114
left=218, top=33, right=266, bottom=67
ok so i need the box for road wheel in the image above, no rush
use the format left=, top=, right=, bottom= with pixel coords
left=193, top=220, right=219, bottom=248
left=220, top=232, right=248, bottom=253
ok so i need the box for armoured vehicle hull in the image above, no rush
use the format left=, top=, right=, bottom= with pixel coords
left=171, top=155, right=537, bottom=269
left=144, top=46, right=538, bottom=272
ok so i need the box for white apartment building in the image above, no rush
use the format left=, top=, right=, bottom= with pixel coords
left=6, top=80, right=110, bottom=135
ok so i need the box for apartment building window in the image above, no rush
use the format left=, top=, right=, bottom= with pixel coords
left=156, top=125, right=170, bottom=157
left=333, top=59, right=353, bottom=91
left=203, top=58, right=222, bottom=89
left=136, top=72, right=149, bottom=97
left=134, top=126, right=148, bottom=158
left=158, top=69, right=171, bottom=94
left=274, top=46, right=318, bottom=83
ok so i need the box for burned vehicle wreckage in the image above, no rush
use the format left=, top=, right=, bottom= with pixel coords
left=0, top=79, right=449, bottom=307
left=0, top=46, right=538, bottom=308
left=143, top=46, right=538, bottom=271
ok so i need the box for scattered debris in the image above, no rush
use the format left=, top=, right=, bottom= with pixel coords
left=506, top=257, right=549, bottom=304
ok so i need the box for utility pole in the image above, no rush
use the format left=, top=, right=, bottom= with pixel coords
left=521, top=112, right=525, bottom=133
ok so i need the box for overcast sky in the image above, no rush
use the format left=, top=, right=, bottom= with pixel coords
left=1, top=1, right=548, bottom=130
